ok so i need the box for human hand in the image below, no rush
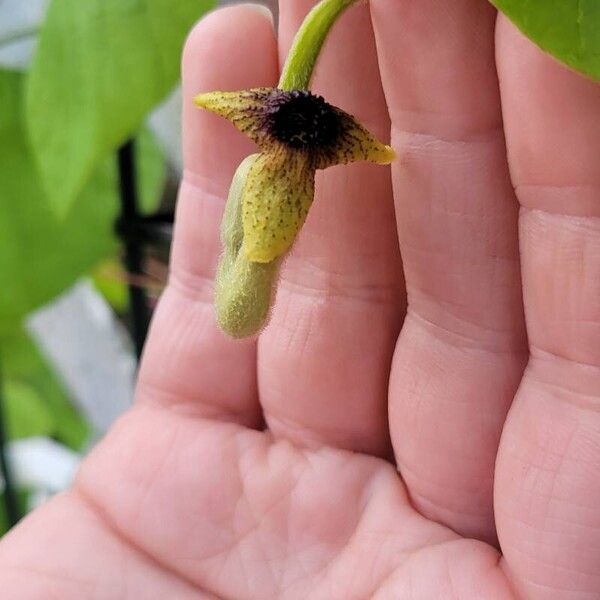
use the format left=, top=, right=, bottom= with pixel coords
left=2, top=2, right=600, bottom=598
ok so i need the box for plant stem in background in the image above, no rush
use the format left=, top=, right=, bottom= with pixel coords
left=117, top=140, right=150, bottom=359
left=0, top=355, right=20, bottom=528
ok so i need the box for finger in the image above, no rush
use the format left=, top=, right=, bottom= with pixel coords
left=138, top=4, right=278, bottom=426
left=494, top=18, right=600, bottom=599
left=371, top=0, right=527, bottom=542
left=257, top=0, right=403, bottom=457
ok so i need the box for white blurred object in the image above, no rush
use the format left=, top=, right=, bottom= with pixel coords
left=0, top=0, right=49, bottom=70
left=27, top=488, right=53, bottom=512
left=0, top=437, right=80, bottom=512
left=148, top=86, right=183, bottom=174
left=6, top=437, right=80, bottom=494
left=26, top=280, right=137, bottom=435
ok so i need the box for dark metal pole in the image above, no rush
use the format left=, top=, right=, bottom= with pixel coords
left=117, top=140, right=150, bottom=360
left=0, top=356, right=20, bottom=528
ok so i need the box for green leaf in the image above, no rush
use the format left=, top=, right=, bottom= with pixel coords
left=4, top=381, right=55, bottom=440
left=0, top=70, right=165, bottom=332
left=2, top=327, right=90, bottom=450
left=26, top=0, right=213, bottom=216
left=490, top=0, right=600, bottom=82
left=137, top=128, right=167, bottom=214
left=92, top=260, right=129, bottom=315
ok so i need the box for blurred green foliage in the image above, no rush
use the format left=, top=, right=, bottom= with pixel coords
left=0, top=70, right=165, bottom=333
left=5, top=381, right=55, bottom=440
left=0, top=0, right=214, bottom=507
left=92, top=260, right=130, bottom=315
left=27, top=0, right=214, bottom=216
left=491, top=0, right=600, bottom=81
left=0, top=490, right=29, bottom=536
left=3, top=327, right=89, bottom=449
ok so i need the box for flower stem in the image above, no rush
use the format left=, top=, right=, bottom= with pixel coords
left=279, top=0, right=361, bottom=91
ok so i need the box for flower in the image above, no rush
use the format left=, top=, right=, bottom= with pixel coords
left=194, top=88, right=395, bottom=264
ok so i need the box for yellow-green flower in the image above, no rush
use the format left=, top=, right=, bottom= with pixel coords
left=190, top=0, right=391, bottom=339
left=194, top=88, right=395, bottom=264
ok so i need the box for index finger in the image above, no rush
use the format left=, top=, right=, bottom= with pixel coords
left=138, top=4, right=279, bottom=427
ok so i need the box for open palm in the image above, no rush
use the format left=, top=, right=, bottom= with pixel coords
left=2, top=1, right=600, bottom=598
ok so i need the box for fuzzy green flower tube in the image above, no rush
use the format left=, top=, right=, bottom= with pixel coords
left=214, top=155, right=280, bottom=338
left=196, top=0, right=395, bottom=338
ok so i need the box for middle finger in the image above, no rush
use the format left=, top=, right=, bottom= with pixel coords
left=258, top=0, right=404, bottom=458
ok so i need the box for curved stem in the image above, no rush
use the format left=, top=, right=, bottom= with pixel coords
left=278, top=0, right=360, bottom=91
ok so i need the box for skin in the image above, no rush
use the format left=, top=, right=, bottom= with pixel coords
left=1, top=1, right=600, bottom=597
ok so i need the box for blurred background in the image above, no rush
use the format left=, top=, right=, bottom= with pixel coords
left=0, top=0, right=277, bottom=535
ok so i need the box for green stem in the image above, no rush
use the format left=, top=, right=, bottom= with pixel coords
left=278, top=0, right=361, bottom=91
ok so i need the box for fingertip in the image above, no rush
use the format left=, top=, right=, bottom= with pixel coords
left=183, top=4, right=275, bottom=76
left=180, top=3, right=279, bottom=188
left=238, top=3, right=275, bottom=27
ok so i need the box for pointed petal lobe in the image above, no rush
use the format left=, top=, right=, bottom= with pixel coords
left=194, top=88, right=274, bottom=146
left=313, top=108, right=395, bottom=169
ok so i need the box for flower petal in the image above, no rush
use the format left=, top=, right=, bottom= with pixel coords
left=241, top=147, right=315, bottom=263
left=194, top=88, right=274, bottom=146
left=313, top=108, right=395, bottom=169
